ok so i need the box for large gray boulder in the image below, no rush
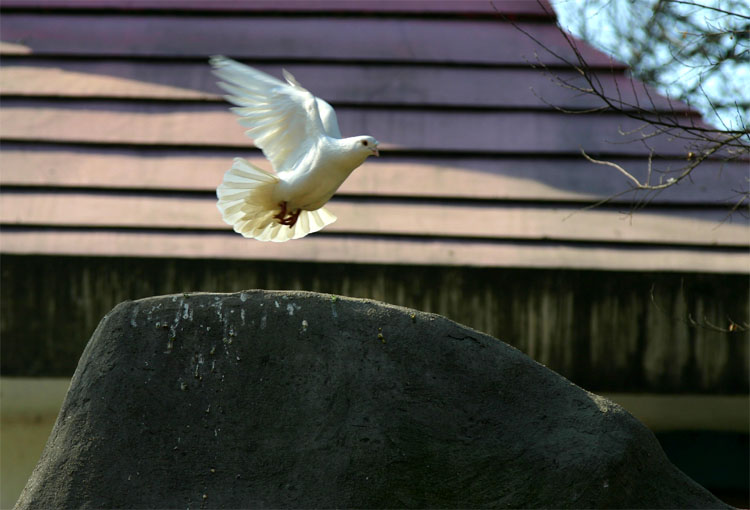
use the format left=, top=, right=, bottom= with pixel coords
left=16, top=290, right=727, bottom=509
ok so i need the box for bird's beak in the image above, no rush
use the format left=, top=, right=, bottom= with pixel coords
left=371, top=146, right=380, bottom=157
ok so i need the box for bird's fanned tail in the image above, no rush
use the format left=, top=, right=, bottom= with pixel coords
left=216, top=158, right=337, bottom=242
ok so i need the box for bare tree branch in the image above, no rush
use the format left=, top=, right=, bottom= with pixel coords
left=581, top=131, right=745, bottom=191
left=667, top=0, right=750, bottom=20
left=500, top=0, right=750, bottom=212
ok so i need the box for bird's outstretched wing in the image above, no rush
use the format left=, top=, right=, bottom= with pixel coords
left=210, top=56, right=341, bottom=173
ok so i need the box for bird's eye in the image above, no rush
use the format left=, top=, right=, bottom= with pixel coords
left=362, top=140, right=368, bottom=146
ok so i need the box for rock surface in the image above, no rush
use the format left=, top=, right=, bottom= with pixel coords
left=16, top=290, right=727, bottom=509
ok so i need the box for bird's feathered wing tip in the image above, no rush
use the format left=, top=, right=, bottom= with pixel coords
left=282, top=68, right=304, bottom=89
left=216, top=158, right=337, bottom=242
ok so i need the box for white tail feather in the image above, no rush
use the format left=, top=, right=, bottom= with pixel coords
left=216, top=158, right=337, bottom=242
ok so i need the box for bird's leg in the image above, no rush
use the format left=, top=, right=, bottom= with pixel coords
left=274, top=201, right=288, bottom=223
left=274, top=201, right=301, bottom=227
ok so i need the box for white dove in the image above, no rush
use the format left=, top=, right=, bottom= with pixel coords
left=211, top=56, right=380, bottom=242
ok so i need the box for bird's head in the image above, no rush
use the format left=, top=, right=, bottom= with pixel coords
left=354, top=136, right=380, bottom=157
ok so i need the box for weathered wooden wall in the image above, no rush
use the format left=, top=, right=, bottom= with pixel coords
left=2, top=255, right=747, bottom=394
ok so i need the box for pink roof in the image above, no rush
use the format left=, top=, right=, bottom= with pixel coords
left=0, top=0, right=746, bottom=272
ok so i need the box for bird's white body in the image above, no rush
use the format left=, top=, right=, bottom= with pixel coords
left=274, top=137, right=371, bottom=211
left=211, top=56, right=379, bottom=242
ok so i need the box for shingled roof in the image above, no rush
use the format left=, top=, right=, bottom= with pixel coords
left=0, top=0, right=747, bottom=272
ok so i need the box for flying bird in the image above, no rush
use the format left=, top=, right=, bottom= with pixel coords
left=211, top=56, right=380, bottom=242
